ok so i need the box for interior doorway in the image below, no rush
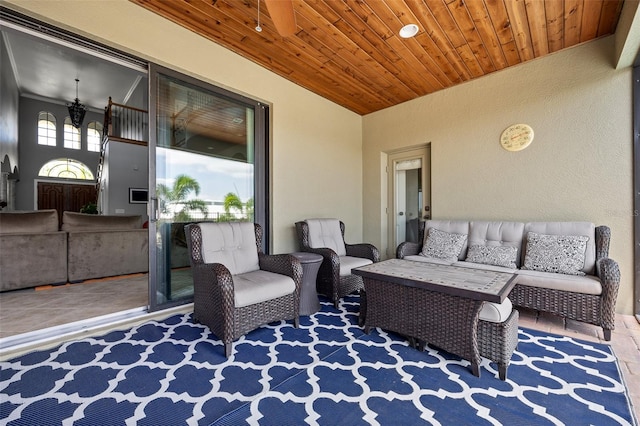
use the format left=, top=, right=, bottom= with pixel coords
left=387, top=145, right=431, bottom=258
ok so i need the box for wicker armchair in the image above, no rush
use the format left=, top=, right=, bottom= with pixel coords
left=185, top=222, right=302, bottom=357
left=295, top=219, right=380, bottom=308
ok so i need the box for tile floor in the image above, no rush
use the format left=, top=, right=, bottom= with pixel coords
left=0, top=276, right=638, bottom=419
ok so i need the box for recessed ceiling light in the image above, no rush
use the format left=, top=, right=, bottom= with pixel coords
left=399, top=24, right=419, bottom=38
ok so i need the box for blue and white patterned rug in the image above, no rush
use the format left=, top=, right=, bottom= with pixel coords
left=1, top=295, right=637, bottom=425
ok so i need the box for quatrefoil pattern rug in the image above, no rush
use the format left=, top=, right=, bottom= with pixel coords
left=1, top=295, right=637, bottom=425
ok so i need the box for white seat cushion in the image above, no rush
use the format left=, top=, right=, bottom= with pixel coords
left=479, top=298, right=513, bottom=323
left=233, top=270, right=296, bottom=308
left=199, top=222, right=260, bottom=275
left=515, top=269, right=602, bottom=295
left=305, top=218, right=346, bottom=256
left=341, top=255, right=372, bottom=276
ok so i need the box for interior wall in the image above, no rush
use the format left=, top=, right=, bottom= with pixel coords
left=362, top=36, right=634, bottom=315
left=4, top=0, right=364, bottom=254
left=101, top=141, right=148, bottom=219
left=0, top=31, right=19, bottom=177
left=16, top=97, right=102, bottom=211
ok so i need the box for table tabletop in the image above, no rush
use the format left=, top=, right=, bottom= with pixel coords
left=352, top=258, right=516, bottom=303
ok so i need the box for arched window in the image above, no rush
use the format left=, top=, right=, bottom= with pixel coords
left=64, top=117, right=81, bottom=150
left=37, top=112, right=56, bottom=146
left=38, top=158, right=95, bottom=180
left=87, top=121, right=103, bottom=152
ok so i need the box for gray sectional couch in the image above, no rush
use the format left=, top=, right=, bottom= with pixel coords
left=0, top=210, right=68, bottom=291
left=0, top=210, right=149, bottom=291
left=62, top=211, right=148, bottom=283
left=396, top=220, right=621, bottom=340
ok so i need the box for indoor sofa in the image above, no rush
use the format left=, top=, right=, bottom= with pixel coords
left=0, top=209, right=68, bottom=291
left=396, top=220, right=621, bottom=340
left=62, top=211, right=148, bottom=282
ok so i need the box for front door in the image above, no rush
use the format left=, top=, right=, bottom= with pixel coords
left=37, top=181, right=97, bottom=226
left=387, top=146, right=431, bottom=258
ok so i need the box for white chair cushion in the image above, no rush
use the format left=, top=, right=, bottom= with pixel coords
left=479, top=298, right=513, bottom=323
left=233, top=270, right=296, bottom=308
left=340, top=255, right=372, bottom=276
left=199, top=222, right=260, bottom=275
left=305, top=218, right=346, bottom=256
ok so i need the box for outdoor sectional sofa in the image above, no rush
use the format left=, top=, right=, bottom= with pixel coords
left=0, top=210, right=148, bottom=291
left=396, top=219, right=621, bottom=340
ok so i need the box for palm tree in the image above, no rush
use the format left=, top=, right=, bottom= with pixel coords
left=157, top=174, right=208, bottom=221
left=219, top=192, right=245, bottom=222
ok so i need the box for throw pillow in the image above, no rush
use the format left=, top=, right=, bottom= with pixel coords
left=522, top=232, right=589, bottom=276
left=465, top=245, right=518, bottom=269
left=420, top=228, right=467, bottom=262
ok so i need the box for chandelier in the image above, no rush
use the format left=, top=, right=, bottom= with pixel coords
left=67, top=78, right=87, bottom=128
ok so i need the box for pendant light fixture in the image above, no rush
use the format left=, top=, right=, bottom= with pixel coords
left=67, top=78, right=87, bottom=128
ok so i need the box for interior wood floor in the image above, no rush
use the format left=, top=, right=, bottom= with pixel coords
left=0, top=275, right=637, bottom=417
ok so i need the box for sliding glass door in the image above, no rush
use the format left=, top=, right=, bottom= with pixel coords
left=148, top=64, right=268, bottom=311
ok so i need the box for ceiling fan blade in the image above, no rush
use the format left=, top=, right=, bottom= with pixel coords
left=264, top=0, right=297, bottom=37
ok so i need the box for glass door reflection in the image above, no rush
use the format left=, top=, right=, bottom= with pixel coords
left=149, top=66, right=255, bottom=309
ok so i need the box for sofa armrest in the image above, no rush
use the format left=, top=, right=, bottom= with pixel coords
left=595, top=226, right=611, bottom=260
left=259, top=253, right=303, bottom=292
left=596, top=257, right=621, bottom=333
left=346, top=243, right=380, bottom=262
left=396, top=241, right=421, bottom=259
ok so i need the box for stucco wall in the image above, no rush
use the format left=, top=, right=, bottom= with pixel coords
left=5, top=0, right=363, bottom=254
left=362, top=36, right=634, bottom=315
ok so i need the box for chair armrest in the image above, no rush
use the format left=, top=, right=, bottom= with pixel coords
left=396, top=241, right=421, bottom=259
left=259, top=253, right=303, bottom=291
left=192, top=263, right=235, bottom=316
left=345, top=243, right=380, bottom=262
left=596, top=257, right=621, bottom=331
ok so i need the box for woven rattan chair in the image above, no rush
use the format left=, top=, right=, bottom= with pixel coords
left=295, top=219, right=380, bottom=308
left=185, top=222, right=302, bottom=357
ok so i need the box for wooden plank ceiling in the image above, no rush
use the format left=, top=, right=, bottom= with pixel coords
left=131, top=0, right=624, bottom=115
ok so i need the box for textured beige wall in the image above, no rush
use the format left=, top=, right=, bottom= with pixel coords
left=362, top=36, right=634, bottom=315
left=5, top=0, right=363, bottom=254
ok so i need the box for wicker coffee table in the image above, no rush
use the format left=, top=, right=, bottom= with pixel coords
left=352, top=259, right=517, bottom=378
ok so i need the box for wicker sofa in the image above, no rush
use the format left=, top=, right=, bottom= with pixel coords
left=0, top=209, right=68, bottom=291
left=397, top=220, right=621, bottom=340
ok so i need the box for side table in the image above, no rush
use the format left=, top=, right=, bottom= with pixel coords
left=290, top=252, right=323, bottom=316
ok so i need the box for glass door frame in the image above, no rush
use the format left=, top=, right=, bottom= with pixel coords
left=147, top=63, right=269, bottom=312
